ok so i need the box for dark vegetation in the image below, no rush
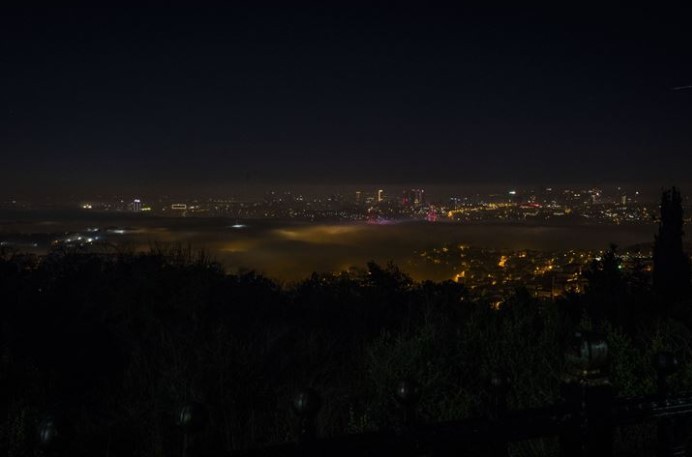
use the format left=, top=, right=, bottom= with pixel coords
left=1, top=188, right=691, bottom=456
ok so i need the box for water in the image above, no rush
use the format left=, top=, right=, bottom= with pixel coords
left=0, top=210, right=657, bottom=281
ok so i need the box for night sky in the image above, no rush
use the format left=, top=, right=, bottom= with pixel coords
left=1, top=5, right=691, bottom=196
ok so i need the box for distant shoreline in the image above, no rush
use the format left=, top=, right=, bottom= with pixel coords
left=0, top=211, right=664, bottom=281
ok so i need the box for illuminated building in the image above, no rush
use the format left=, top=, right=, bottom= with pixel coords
left=403, top=189, right=425, bottom=206
left=414, top=189, right=424, bottom=205
left=132, top=199, right=142, bottom=212
left=377, top=189, right=384, bottom=203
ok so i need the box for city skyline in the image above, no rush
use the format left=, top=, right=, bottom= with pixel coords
left=3, top=7, right=692, bottom=455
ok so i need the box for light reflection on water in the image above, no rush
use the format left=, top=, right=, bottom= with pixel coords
left=0, top=212, right=657, bottom=281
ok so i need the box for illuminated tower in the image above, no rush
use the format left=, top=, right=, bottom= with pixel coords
left=414, top=188, right=424, bottom=205
left=377, top=189, right=384, bottom=203
left=133, top=199, right=142, bottom=212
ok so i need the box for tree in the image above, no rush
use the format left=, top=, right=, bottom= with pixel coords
left=583, top=244, right=627, bottom=325
left=653, top=187, right=691, bottom=305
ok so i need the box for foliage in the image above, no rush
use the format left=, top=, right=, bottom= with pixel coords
left=0, top=243, right=690, bottom=456
left=654, top=187, right=692, bottom=304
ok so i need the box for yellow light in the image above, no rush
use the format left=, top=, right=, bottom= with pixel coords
left=453, top=271, right=466, bottom=281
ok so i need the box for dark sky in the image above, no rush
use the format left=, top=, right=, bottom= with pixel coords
left=1, top=5, right=691, bottom=196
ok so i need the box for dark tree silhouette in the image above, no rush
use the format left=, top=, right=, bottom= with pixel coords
left=0, top=242, right=687, bottom=455
left=583, top=244, right=626, bottom=325
left=653, top=187, right=691, bottom=305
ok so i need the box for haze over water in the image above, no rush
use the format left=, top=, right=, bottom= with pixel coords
left=0, top=210, right=658, bottom=282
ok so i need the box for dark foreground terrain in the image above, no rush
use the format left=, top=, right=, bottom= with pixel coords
left=1, top=243, right=692, bottom=456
